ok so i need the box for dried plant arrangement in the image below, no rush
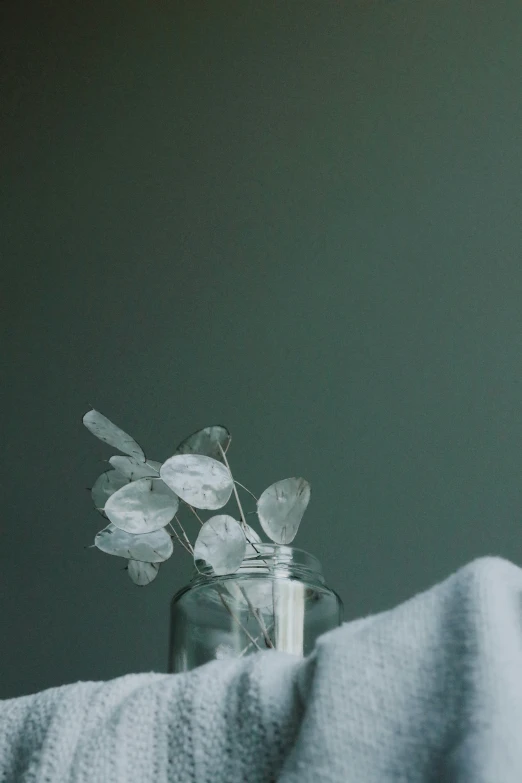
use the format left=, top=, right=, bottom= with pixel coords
left=83, top=409, right=310, bottom=588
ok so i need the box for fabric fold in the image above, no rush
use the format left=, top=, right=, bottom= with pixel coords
left=2, top=556, right=522, bottom=782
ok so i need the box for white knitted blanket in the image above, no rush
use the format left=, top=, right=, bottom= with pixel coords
left=2, top=556, right=522, bottom=782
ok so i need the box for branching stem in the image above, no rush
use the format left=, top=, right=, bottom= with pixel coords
left=217, top=590, right=262, bottom=651
left=167, top=522, right=192, bottom=555
left=238, top=623, right=275, bottom=656
left=234, top=480, right=258, bottom=501
left=217, top=443, right=275, bottom=648
left=238, top=588, right=273, bottom=648
left=184, top=502, right=204, bottom=526
left=218, top=443, right=247, bottom=528
left=172, top=516, right=194, bottom=554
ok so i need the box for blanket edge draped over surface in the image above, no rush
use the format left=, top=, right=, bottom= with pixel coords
left=2, top=556, right=522, bottom=782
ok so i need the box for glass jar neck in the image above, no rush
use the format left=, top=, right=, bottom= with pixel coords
left=190, top=544, right=326, bottom=587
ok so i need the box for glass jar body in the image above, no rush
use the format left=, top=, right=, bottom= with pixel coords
left=168, top=545, right=343, bottom=673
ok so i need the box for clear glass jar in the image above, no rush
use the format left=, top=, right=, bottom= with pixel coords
left=168, top=544, right=343, bottom=673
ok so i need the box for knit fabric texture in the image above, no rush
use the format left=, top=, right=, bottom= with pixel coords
left=2, top=556, right=522, bottom=782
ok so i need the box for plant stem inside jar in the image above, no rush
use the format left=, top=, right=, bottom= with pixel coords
left=216, top=577, right=305, bottom=657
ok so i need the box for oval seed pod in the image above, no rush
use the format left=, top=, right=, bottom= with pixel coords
left=160, top=454, right=234, bottom=510
left=257, top=477, right=311, bottom=545
left=175, top=425, right=231, bottom=460
left=127, top=560, right=160, bottom=586
left=193, top=515, right=246, bottom=575
left=109, top=456, right=161, bottom=480
left=91, top=470, right=130, bottom=516
left=83, top=409, right=145, bottom=462
left=104, top=477, right=179, bottom=534
left=94, top=523, right=173, bottom=563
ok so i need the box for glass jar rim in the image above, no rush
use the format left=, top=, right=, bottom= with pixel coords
left=186, top=544, right=325, bottom=587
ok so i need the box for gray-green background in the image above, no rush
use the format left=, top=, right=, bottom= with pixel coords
left=2, top=0, right=522, bottom=699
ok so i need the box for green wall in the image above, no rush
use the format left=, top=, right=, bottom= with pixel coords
left=2, top=0, right=522, bottom=698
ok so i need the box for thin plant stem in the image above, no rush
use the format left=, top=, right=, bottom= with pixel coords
left=184, top=502, right=204, bottom=526
left=217, top=445, right=263, bottom=557
left=173, top=515, right=194, bottom=554
left=167, top=521, right=193, bottom=555
left=218, top=590, right=262, bottom=651
left=218, top=443, right=248, bottom=527
left=233, top=480, right=258, bottom=501
left=239, top=590, right=273, bottom=648
left=238, top=623, right=275, bottom=657
left=217, top=442, right=275, bottom=648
